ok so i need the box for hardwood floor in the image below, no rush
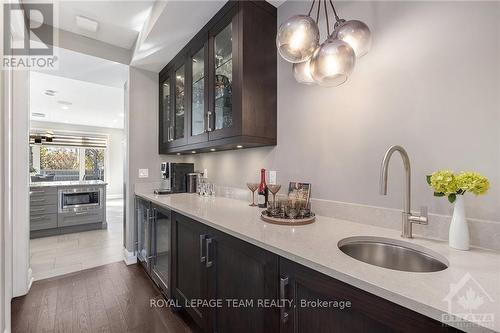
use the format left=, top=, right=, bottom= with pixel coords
left=12, top=262, right=195, bottom=333
left=30, top=199, right=125, bottom=281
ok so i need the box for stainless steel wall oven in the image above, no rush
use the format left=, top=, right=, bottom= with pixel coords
left=59, top=187, right=103, bottom=213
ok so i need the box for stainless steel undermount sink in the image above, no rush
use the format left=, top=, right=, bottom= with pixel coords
left=338, top=236, right=449, bottom=273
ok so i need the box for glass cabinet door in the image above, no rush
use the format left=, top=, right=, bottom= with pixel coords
left=191, top=48, right=206, bottom=136
left=213, top=23, right=233, bottom=131
left=174, top=66, right=186, bottom=141
left=161, top=77, right=172, bottom=143
left=152, top=206, right=171, bottom=293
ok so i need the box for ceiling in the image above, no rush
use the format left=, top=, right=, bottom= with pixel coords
left=53, top=1, right=154, bottom=50
left=37, top=47, right=128, bottom=88
left=131, top=0, right=227, bottom=71
left=28, top=1, right=282, bottom=72
left=30, top=71, right=125, bottom=129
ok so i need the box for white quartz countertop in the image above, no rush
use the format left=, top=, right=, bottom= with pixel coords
left=135, top=191, right=500, bottom=333
left=30, top=180, right=107, bottom=187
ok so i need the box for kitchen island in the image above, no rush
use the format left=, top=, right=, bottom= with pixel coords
left=135, top=191, right=500, bottom=333
left=30, top=180, right=107, bottom=238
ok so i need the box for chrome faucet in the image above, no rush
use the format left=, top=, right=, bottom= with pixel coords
left=379, top=145, right=428, bottom=238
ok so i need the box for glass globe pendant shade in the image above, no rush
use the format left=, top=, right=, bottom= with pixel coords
left=292, top=59, right=315, bottom=84
left=309, top=38, right=356, bottom=87
left=276, top=15, right=320, bottom=63
left=334, top=20, right=372, bottom=58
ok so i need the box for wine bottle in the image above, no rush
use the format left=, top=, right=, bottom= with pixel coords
left=257, top=169, right=268, bottom=208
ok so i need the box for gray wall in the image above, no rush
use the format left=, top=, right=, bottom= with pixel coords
left=31, top=121, right=125, bottom=198
left=189, top=1, right=500, bottom=224
left=125, top=67, right=182, bottom=251
left=0, top=3, right=5, bottom=330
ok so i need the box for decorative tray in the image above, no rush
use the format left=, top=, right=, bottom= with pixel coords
left=260, top=210, right=316, bottom=226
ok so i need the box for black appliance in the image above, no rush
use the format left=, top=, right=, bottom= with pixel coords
left=156, top=162, right=194, bottom=194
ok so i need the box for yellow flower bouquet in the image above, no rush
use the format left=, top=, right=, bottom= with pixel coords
left=426, top=170, right=490, bottom=203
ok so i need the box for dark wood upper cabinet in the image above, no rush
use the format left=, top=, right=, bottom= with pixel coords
left=159, top=0, right=277, bottom=154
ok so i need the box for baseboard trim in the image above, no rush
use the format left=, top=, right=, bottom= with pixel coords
left=122, top=247, right=137, bottom=265
left=27, top=267, right=34, bottom=291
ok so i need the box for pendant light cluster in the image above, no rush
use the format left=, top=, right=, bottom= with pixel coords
left=276, top=0, right=372, bottom=87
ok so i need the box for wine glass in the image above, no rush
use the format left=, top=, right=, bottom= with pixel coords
left=268, top=184, right=282, bottom=209
left=246, top=183, right=259, bottom=206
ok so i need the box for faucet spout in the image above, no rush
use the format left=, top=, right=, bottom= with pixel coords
left=379, top=145, right=426, bottom=238
left=379, top=145, right=411, bottom=212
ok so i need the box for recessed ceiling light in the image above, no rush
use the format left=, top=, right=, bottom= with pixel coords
left=76, top=15, right=99, bottom=32
left=236, top=145, right=243, bottom=149
left=61, top=106, right=69, bottom=110
left=44, top=89, right=56, bottom=96
left=31, top=112, right=45, bottom=118
left=210, top=148, right=216, bottom=152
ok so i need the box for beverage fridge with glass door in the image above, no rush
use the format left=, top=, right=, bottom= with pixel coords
left=135, top=198, right=172, bottom=297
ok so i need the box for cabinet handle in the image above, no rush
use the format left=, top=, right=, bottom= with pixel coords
left=31, top=215, right=48, bottom=221
left=75, top=211, right=88, bottom=216
left=169, top=127, right=174, bottom=142
left=31, top=208, right=45, bottom=212
left=152, top=208, right=158, bottom=264
left=30, top=190, right=45, bottom=195
left=207, top=111, right=212, bottom=132
left=280, top=276, right=290, bottom=323
left=31, top=198, right=46, bottom=202
left=200, top=234, right=207, bottom=263
left=205, top=237, right=213, bottom=268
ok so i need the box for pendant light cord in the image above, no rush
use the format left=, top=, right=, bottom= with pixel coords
left=323, top=0, right=330, bottom=36
left=307, top=0, right=316, bottom=16
left=329, top=0, right=341, bottom=22
left=307, top=0, right=342, bottom=36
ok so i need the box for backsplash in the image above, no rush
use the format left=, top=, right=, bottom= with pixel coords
left=134, top=183, right=499, bottom=251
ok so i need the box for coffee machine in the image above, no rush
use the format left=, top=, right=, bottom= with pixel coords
left=155, top=162, right=194, bottom=194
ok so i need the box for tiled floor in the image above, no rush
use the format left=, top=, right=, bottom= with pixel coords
left=12, top=262, right=193, bottom=333
left=30, top=199, right=125, bottom=281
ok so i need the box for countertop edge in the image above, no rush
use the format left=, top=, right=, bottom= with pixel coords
left=135, top=192, right=496, bottom=333
left=30, top=181, right=108, bottom=187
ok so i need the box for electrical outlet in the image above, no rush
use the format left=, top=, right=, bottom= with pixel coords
left=138, top=169, right=149, bottom=178
left=269, top=170, right=277, bottom=185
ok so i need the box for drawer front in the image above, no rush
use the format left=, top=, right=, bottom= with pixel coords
left=30, top=204, right=57, bottom=215
left=59, top=209, right=104, bottom=227
left=29, top=187, right=58, bottom=197
left=30, top=214, right=57, bottom=231
left=30, top=194, right=58, bottom=206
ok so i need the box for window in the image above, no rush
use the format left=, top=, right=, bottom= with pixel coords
left=84, top=148, right=105, bottom=180
left=30, top=145, right=106, bottom=182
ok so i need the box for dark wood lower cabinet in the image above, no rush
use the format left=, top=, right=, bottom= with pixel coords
left=172, top=212, right=210, bottom=330
left=279, top=258, right=462, bottom=333
left=168, top=210, right=463, bottom=333
left=207, top=228, right=279, bottom=333
left=172, top=211, right=279, bottom=333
